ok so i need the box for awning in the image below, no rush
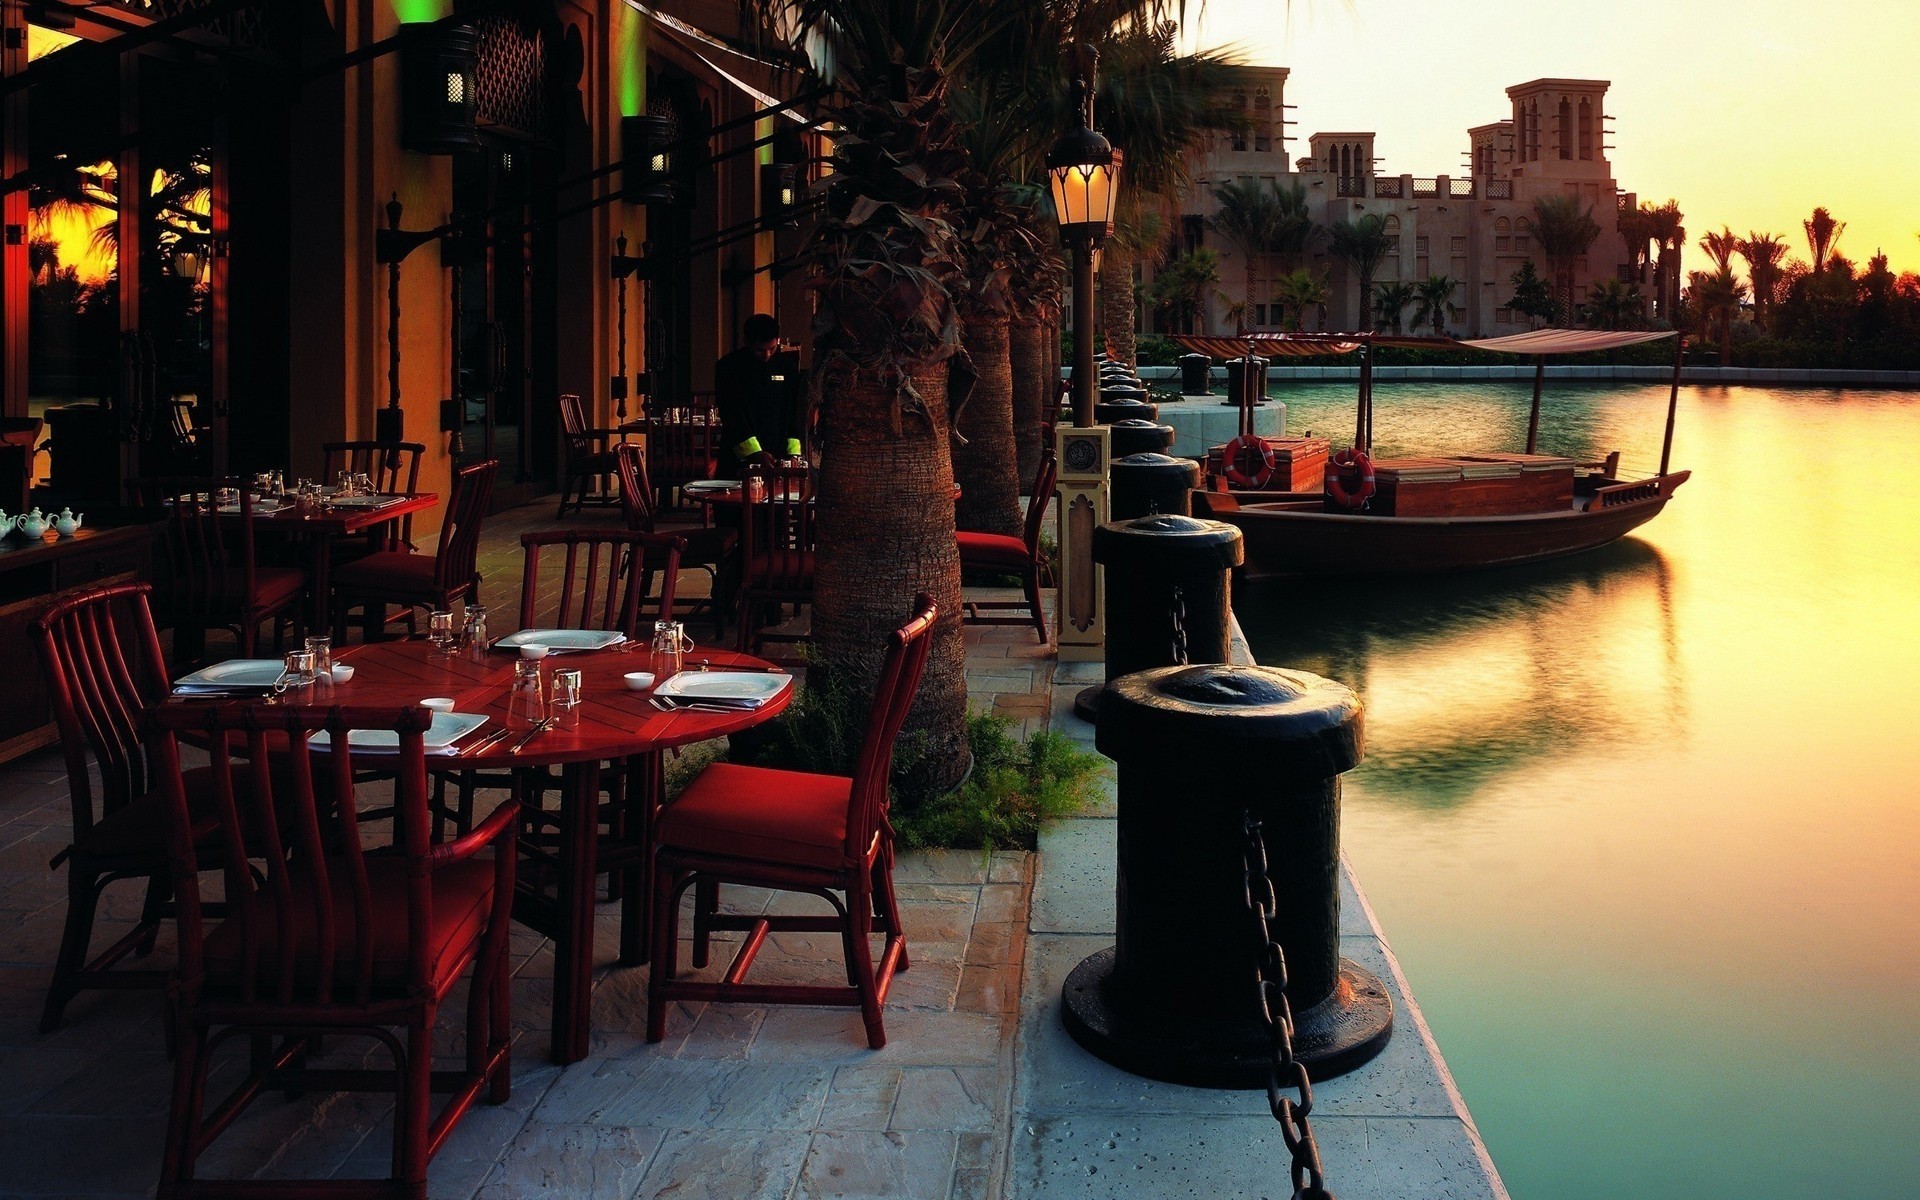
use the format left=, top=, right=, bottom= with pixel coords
left=1169, top=329, right=1676, bottom=359
left=623, top=0, right=810, bottom=121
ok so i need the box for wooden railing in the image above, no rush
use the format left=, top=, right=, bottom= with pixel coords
left=1592, top=477, right=1665, bottom=508
left=1373, top=177, right=1404, bottom=198
left=1487, top=179, right=1514, bottom=199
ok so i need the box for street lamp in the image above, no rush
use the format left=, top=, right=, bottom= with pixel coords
left=1046, top=45, right=1123, bottom=664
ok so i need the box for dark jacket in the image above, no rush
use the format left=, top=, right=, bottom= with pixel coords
left=714, top=348, right=804, bottom=473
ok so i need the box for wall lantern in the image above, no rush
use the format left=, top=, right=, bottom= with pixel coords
left=399, top=21, right=480, bottom=155
left=170, top=245, right=206, bottom=282
left=621, top=114, right=681, bottom=205
left=1047, top=131, right=1122, bottom=247
left=760, top=161, right=803, bottom=228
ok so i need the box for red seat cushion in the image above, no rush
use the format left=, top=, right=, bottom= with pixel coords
left=956, top=531, right=1031, bottom=570
left=202, top=857, right=497, bottom=993
left=744, top=550, right=814, bottom=589
left=78, top=766, right=251, bottom=862
left=246, top=567, right=308, bottom=612
left=656, top=762, right=854, bottom=870
left=332, top=549, right=437, bottom=594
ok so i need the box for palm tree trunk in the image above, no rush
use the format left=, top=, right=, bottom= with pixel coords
left=953, top=313, right=1022, bottom=536
left=1719, top=311, right=1732, bottom=365
left=1098, top=243, right=1137, bottom=367
left=1357, top=269, right=1374, bottom=332
left=814, top=358, right=970, bottom=801
left=1009, top=317, right=1046, bottom=493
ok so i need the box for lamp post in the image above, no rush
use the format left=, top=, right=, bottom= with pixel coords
left=1047, top=45, right=1122, bottom=663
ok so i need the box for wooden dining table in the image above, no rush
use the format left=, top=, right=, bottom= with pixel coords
left=241, top=492, right=441, bottom=630
left=314, top=637, right=792, bottom=1064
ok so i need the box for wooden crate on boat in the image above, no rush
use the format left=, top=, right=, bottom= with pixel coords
left=1206, top=436, right=1329, bottom=492
left=1361, top=454, right=1575, bottom=517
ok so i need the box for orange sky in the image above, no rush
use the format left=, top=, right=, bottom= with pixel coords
left=1198, top=0, right=1920, bottom=274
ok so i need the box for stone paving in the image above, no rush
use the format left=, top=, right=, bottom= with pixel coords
left=0, top=498, right=1508, bottom=1198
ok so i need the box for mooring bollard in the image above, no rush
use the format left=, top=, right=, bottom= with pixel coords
left=1095, top=394, right=1156, bottom=424
left=1224, top=355, right=1269, bottom=407
left=1178, top=352, right=1212, bottom=396
left=1092, top=514, right=1241, bottom=682
left=1065, top=663, right=1393, bottom=1086
left=1109, top=452, right=1201, bottom=521
left=1106, top=418, right=1175, bottom=458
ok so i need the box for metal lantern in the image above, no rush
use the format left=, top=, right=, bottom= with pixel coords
left=1047, top=130, right=1122, bottom=245
left=761, top=161, right=803, bottom=228
left=621, top=115, right=680, bottom=205
left=399, top=22, right=480, bottom=155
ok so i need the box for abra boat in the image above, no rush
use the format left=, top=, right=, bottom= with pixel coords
left=1171, top=329, right=1691, bottom=582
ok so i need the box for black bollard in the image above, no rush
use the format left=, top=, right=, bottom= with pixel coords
left=1109, top=452, right=1201, bottom=521
left=1065, top=663, right=1393, bottom=1086
left=1106, top=419, right=1176, bottom=458
left=1223, top=356, right=1269, bottom=407
left=1178, top=353, right=1212, bottom=396
left=1095, top=396, right=1159, bottom=425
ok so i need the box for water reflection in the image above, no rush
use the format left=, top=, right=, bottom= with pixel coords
left=1240, top=538, right=1685, bottom=807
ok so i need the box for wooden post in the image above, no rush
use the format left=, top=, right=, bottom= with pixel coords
left=1525, top=357, right=1545, bottom=454
left=1659, top=334, right=1684, bottom=477
left=1361, top=343, right=1375, bottom=454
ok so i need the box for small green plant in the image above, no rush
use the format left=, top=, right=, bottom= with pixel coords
left=892, top=712, right=1105, bottom=851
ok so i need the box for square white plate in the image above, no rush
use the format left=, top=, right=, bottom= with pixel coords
left=682, top=479, right=740, bottom=493
left=493, top=628, right=626, bottom=653
left=311, top=712, right=488, bottom=753
left=173, top=659, right=286, bottom=691
left=653, top=671, right=791, bottom=706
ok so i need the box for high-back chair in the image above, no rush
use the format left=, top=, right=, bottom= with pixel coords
left=614, top=442, right=736, bottom=637
left=557, top=393, right=625, bottom=517
left=734, top=461, right=816, bottom=656
left=332, top=458, right=497, bottom=642
left=956, top=447, right=1057, bottom=642
left=321, top=439, right=426, bottom=552
left=648, top=594, right=939, bottom=1049
left=147, top=702, right=517, bottom=1199
left=130, top=475, right=307, bottom=662
left=516, top=527, right=682, bottom=637
left=637, top=394, right=719, bottom=509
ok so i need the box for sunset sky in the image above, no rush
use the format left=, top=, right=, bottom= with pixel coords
left=1197, top=0, right=1920, bottom=274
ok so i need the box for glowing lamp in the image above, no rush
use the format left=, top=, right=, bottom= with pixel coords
left=761, top=162, right=803, bottom=228
left=1047, top=130, right=1121, bottom=245
left=621, top=115, right=681, bottom=205
left=399, top=22, right=480, bottom=155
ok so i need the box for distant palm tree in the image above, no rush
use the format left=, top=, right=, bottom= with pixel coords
left=1687, top=267, right=1747, bottom=365
left=1327, top=213, right=1390, bottom=332
left=1698, top=226, right=1741, bottom=275
left=1208, top=178, right=1282, bottom=331
left=1532, top=194, right=1601, bottom=320
left=1413, top=274, right=1458, bottom=336
left=1270, top=179, right=1317, bottom=274
left=1374, top=280, right=1417, bottom=334
left=1737, top=232, right=1789, bottom=335
left=1581, top=277, right=1645, bottom=330
left=1640, top=199, right=1686, bottom=322
left=1146, top=247, right=1221, bottom=333
left=1803, top=206, right=1846, bottom=274
left=1616, top=204, right=1656, bottom=290
left=1272, top=268, right=1329, bottom=332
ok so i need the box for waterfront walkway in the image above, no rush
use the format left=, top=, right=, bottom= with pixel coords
left=0, top=502, right=1505, bottom=1198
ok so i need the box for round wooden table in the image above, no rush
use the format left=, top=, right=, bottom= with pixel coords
left=326, top=638, right=792, bottom=1064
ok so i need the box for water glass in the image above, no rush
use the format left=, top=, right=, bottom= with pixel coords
left=276, top=649, right=317, bottom=701
left=461, top=605, right=490, bottom=657
left=353, top=471, right=374, bottom=496
left=507, top=660, right=546, bottom=730
left=551, top=669, right=583, bottom=731
left=304, top=635, right=333, bottom=678
left=337, top=469, right=355, bottom=496
left=649, top=619, right=693, bottom=679
left=427, top=609, right=456, bottom=654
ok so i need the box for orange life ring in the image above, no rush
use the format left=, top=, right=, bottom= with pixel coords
left=1325, top=447, right=1377, bottom=510
left=1222, top=436, right=1277, bottom=490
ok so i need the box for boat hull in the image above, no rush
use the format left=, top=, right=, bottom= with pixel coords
left=1219, top=472, right=1690, bottom=581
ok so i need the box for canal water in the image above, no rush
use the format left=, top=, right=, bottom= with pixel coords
left=1232, top=381, right=1920, bottom=1200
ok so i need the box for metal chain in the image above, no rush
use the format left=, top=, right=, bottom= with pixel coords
left=1169, top=585, right=1189, bottom=666
left=1243, top=810, right=1334, bottom=1200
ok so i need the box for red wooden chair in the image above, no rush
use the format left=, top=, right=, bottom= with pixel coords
left=557, top=393, right=625, bottom=517
left=131, top=475, right=307, bottom=662
left=734, top=461, right=816, bottom=657
left=147, top=702, right=516, bottom=1199
left=637, top=395, right=719, bottom=510
left=332, top=458, right=496, bottom=643
left=956, top=447, right=1056, bottom=641
left=647, top=594, right=938, bottom=1049
left=614, top=441, right=736, bottom=638
left=321, top=439, right=427, bottom=553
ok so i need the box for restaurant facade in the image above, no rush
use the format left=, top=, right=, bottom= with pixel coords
left=1, top=0, right=808, bottom=526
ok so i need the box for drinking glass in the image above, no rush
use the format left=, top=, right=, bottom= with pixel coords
left=551, top=669, right=583, bottom=731
left=506, top=660, right=546, bottom=730
left=275, top=649, right=317, bottom=701
left=649, top=619, right=693, bottom=679
left=461, top=605, right=490, bottom=657
left=336, top=469, right=355, bottom=496
left=353, top=471, right=374, bottom=496
left=427, top=610, right=456, bottom=654
left=304, top=635, right=332, bottom=679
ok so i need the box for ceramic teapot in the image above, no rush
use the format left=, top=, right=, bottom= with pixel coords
left=0, top=508, right=11, bottom=535
left=16, top=508, right=48, bottom=538
left=54, top=508, right=83, bottom=536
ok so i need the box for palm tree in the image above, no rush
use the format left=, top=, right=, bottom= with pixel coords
left=1146, top=247, right=1221, bottom=332
left=1413, top=274, right=1458, bottom=336
left=1803, top=206, right=1845, bottom=274
left=1208, top=178, right=1282, bottom=331
left=1698, top=226, right=1740, bottom=274
left=1272, top=268, right=1328, bottom=332
left=1374, top=281, right=1416, bottom=334
left=1327, top=213, right=1390, bottom=331
left=1581, top=277, right=1645, bottom=330
left=1737, top=232, right=1789, bottom=335
left=1687, top=267, right=1747, bottom=365
left=1531, top=194, right=1601, bottom=320
left=949, top=176, right=1040, bottom=538
left=1617, top=203, right=1656, bottom=292
left=1640, top=199, right=1686, bottom=323
left=1269, top=179, right=1317, bottom=274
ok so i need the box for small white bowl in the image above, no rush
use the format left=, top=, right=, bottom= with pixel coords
left=518, top=643, right=550, bottom=660
left=623, top=672, right=656, bottom=691
left=329, top=664, right=355, bottom=683
left=420, top=697, right=456, bottom=713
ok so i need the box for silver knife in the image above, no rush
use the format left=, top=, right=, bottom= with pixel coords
left=510, top=717, right=555, bottom=753
left=463, top=727, right=513, bottom=756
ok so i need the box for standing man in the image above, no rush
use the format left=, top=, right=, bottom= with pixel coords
left=714, top=313, right=804, bottom=475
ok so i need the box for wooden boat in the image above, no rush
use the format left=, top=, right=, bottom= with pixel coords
left=1172, top=329, right=1690, bottom=581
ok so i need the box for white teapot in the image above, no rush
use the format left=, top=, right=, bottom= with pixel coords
left=17, top=508, right=48, bottom=538
left=0, top=508, right=11, bottom=535
left=54, top=508, right=83, bottom=536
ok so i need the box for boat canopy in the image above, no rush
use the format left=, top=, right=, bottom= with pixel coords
left=1169, top=328, right=1675, bottom=359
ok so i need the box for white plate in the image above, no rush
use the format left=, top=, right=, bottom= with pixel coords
left=311, top=712, right=488, bottom=754
left=493, top=628, right=626, bottom=653
left=327, top=494, right=402, bottom=508
left=683, top=479, right=740, bottom=493
left=653, top=670, right=791, bottom=706
left=173, top=659, right=286, bottom=691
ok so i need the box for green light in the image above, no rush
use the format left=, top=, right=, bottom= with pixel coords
left=392, top=0, right=450, bottom=21
left=618, top=14, right=645, bottom=117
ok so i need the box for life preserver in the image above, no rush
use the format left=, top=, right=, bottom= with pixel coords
left=1325, top=448, right=1377, bottom=510
left=1222, top=436, right=1277, bottom=490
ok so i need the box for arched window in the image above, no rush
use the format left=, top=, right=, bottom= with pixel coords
left=1254, top=86, right=1271, bottom=111
left=1578, top=98, right=1593, bottom=160
left=1339, top=144, right=1351, bottom=178
left=1495, top=218, right=1512, bottom=254
left=1383, top=214, right=1401, bottom=253
left=1495, top=217, right=1511, bottom=232
left=1557, top=98, right=1573, bottom=160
